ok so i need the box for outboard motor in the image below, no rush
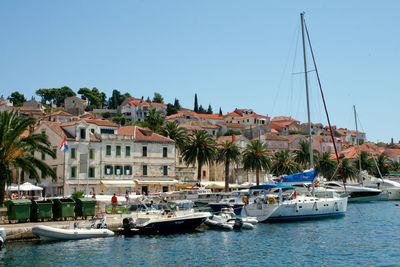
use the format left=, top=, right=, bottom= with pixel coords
left=232, top=218, right=243, bottom=230
left=122, top=218, right=135, bottom=233
left=0, top=228, right=6, bottom=250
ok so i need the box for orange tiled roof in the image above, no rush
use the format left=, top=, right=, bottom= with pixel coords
left=84, top=119, right=119, bottom=127
left=118, top=126, right=173, bottom=142
left=223, top=112, right=241, bottom=118
left=237, top=113, right=268, bottom=120
left=271, top=116, right=299, bottom=123
left=217, top=122, right=244, bottom=129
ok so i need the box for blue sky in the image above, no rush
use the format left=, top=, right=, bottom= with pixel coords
left=0, top=1, right=399, bottom=143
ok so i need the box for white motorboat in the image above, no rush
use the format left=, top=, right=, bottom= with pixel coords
left=241, top=184, right=348, bottom=222
left=32, top=215, right=114, bottom=240
left=362, top=173, right=400, bottom=200
left=205, top=208, right=256, bottom=230
left=323, top=181, right=382, bottom=202
left=0, top=228, right=6, bottom=250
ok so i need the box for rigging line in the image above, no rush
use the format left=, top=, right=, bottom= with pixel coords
left=271, top=23, right=301, bottom=116
left=304, top=20, right=347, bottom=191
left=287, top=24, right=301, bottom=117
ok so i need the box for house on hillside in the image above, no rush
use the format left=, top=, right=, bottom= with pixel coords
left=64, top=96, right=87, bottom=116
left=255, top=133, right=289, bottom=152
left=120, top=98, right=167, bottom=122
left=384, top=149, right=400, bottom=163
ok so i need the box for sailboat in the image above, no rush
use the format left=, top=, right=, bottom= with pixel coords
left=242, top=13, right=348, bottom=222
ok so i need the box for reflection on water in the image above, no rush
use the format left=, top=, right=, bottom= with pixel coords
left=2, top=202, right=400, bottom=266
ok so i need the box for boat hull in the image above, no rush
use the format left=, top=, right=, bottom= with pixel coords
left=32, top=225, right=114, bottom=240
left=208, top=203, right=243, bottom=215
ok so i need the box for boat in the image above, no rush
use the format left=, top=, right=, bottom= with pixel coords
left=241, top=183, right=347, bottom=222
left=0, top=228, right=6, bottom=250
left=121, top=200, right=212, bottom=235
left=362, top=172, right=400, bottom=200
left=32, top=215, right=114, bottom=240
left=206, top=191, right=246, bottom=215
left=204, top=208, right=256, bottom=230
left=323, top=181, right=381, bottom=202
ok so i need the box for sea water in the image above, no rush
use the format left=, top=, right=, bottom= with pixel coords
left=2, top=201, right=400, bottom=266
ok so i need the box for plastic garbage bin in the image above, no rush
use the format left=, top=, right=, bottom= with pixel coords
left=52, top=198, right=75, bottom=220
left=5, top=199, right=32, bottom=223
left=75, top=198, right=97, bottom=219
left=31, top=199, right=53, bottom=222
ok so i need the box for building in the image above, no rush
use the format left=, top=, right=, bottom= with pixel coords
left=28, top=119, right=176, bottom=196
left=166, top=110, right=224, bottom=125
left=256, top=133, right=289, bottom=152
left=42, top=110, right=75, bottom=123
left=384, top=149, right=400, bottom=163
left=64, top=96, right=87, bottom=116
left=232, top=113, right=270, bottom=129
left=120, top=98, right=167, bottom=122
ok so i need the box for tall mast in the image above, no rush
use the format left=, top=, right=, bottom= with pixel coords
left=301, top=12, right=314, bottom=169
left=354, top=105, right=362, bottom=183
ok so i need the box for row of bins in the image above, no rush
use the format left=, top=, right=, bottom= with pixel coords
left=4, top=198, right=96, bottom=223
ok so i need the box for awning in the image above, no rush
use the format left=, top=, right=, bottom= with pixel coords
left=134, top=179, right=179, bottom=186
left=101, top=180, right=136, bottom=187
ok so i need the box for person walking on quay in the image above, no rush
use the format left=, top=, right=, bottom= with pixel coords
left=111, top=193, right=118, bottom=214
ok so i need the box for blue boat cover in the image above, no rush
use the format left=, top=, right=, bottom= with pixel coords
left=249, top=184, right=296, bottom=190
left=281, top=170, right=317, bottom=183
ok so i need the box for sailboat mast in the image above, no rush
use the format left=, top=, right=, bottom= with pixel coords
left=354, top=105, right=362, bottom=182
left=301, top=12, right=314, bottom=169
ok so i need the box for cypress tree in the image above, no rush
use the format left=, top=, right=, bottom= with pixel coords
left=207, top=104, right=213, bottom=114
left=219, top=107, right=223, bottom=116
left=194, top=94, right=199, bottom=112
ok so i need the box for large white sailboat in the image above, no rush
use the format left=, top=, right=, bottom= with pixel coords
left=242, top=13, right=348, bottom=222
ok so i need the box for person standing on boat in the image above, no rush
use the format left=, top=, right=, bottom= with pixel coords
left=111, top=193, right=118, bottom=214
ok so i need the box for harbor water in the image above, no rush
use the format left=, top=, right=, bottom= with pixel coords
left=2, top=201, right=400, bottom=266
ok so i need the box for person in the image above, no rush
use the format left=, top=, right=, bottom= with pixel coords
left=111, top=193, right=118, bottom=214
left=92, top=193, right=96, bottom=199
left=125, top=192, right=129, bottom=204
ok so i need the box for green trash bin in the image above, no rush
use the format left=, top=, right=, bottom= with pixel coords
left=31, top=199, right=53, bottom=222
left=52, top=198, right=75, bottom=220
left=5, top=199, right=32, bottom=223
left=75, top=198, right=97, bottom=219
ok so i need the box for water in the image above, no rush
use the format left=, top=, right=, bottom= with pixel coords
left=2, top=201, right=400, bottom=266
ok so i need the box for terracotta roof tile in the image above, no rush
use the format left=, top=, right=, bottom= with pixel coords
left=84, top=119, right=119, bottom=127
left=118, top=126, right=174, bottom=142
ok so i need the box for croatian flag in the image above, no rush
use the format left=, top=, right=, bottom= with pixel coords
left=60, top=138, right=69, bottom=152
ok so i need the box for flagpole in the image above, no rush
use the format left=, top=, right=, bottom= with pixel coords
left=63, top=149, right=66, bottom=197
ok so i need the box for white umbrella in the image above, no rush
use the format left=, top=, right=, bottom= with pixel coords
left=20, top=182, right=43, bottom=191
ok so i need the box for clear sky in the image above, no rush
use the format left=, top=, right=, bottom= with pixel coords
left=0, top=1, right=399, bottom=143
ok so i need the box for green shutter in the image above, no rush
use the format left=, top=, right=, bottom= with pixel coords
left=89, top=149, right=94, bottom=159
left=143, top=165, right=147, bottom=176
left=163, top=166, right=168, bottom=176
left=126, top=146, right=130, bottom=157
left=106, top=145, right=111, bottom=156
left=116, top=146, right=121, bottom=156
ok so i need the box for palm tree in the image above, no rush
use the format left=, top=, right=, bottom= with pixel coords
left=159, top=121, right=188, bottom=152
left=182, top=130, right=216, bottom=185
left=293, top=140, right=320, bottom=169
left=217, top=141, right=241, bottom=192
left=271, top=150, right=302, bottom=177
left=144, top=108, right=165, bottom=132
left=242, top=140, right=271, bottom=185
left=389, top=160, right=400, bottom=172
left=0, top=111, right=56, bottom=205
left=339, top=158, right=357, bottom=182
left=315, top=152, right=337, bottom=180
left=372, top=154, right=391, bottom=177
left=354, top=151, right=374, bottom=174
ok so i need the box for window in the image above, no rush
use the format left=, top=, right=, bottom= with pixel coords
left=52, top=167, right=57, bottom=175
left=106, top=145, right=111, bottom=156
left=80, top=128, right=86, bottom=139
left=53, top=148, right=57, bottom=159
left=163, top=166, right=168, bottom=176
left=162, top=186, right=168, bottom=192
left=104, top=165, right=113, bottom=175
left=89, top=149, right=95, bottom=159
left=142, top=146, right=147, bottom=157
left=90, top=129, right=95, bottom=134
left=126, top=146, right=131, bottom=157
left=71, top=167, right=77, bottom=178
left=124, top=166, right=132, bottom=175
left=143, top=165, right=148, bottom=176
left=89, top=167, right=95, bottom=178
left=101, top=129, right=115, bottom=134
left=41, top=130, right=46, bottom=136
left=30, top=151, right=34, bottom=156
left=115, top=166, right=122, bottom=175
left=203, top=170, right=206, bottom=178
left=41, top=171, right=45, bottom=179
left=41, top=152, right=45, bottom=160
left=116, top=146, right=121, bottom=156
left=71, top=148, right=76, bottom=159
left=163, top=147, right=167, bottom=158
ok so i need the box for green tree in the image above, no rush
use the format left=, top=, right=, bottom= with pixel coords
left=194, top=94, right=199, bottom=112
left=159, top=121, right=188, bottom=153
left=218, top=141, right=241, bottom=192
left=198, top=105, right=206, bottom=114
left=0, top=111, right=56, bottom=205
left=207, top=104, right=213, bottom=114
left=315, top=152, right=337, bottom=180
left=56, top=86, right=76, bottom=107
left=182, top=130, right=216, bottom=185
left=145, top=96, right=152, bottom=103
left=340, top=158, right=357, bottom=182
left=144, top=108, right=165, bottom=132
left=223, top=129, right=242, bottom=136
left=293, top=140, right=319, bottom=169
left=354, top=151, right=374, bottom=174
left=389, top=161, right=400, bottom=172
left=219, top=107, right=223, bottom=116
left=78, top=87, right=103, bottom=110
left=173, top=98, right=181, bottom=110
left=372, top=154, right=391, bottom=177
left=108, top=89, right=130, bottom=109
left=242, top=140, right=271, bottom=185
left=8, top=91, right=26, bottom=107
left=271, top=150, right=302, bottom=177
left=152, top=92, right=164, bottom=103
left=36, top=88, right=57, bottom=105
